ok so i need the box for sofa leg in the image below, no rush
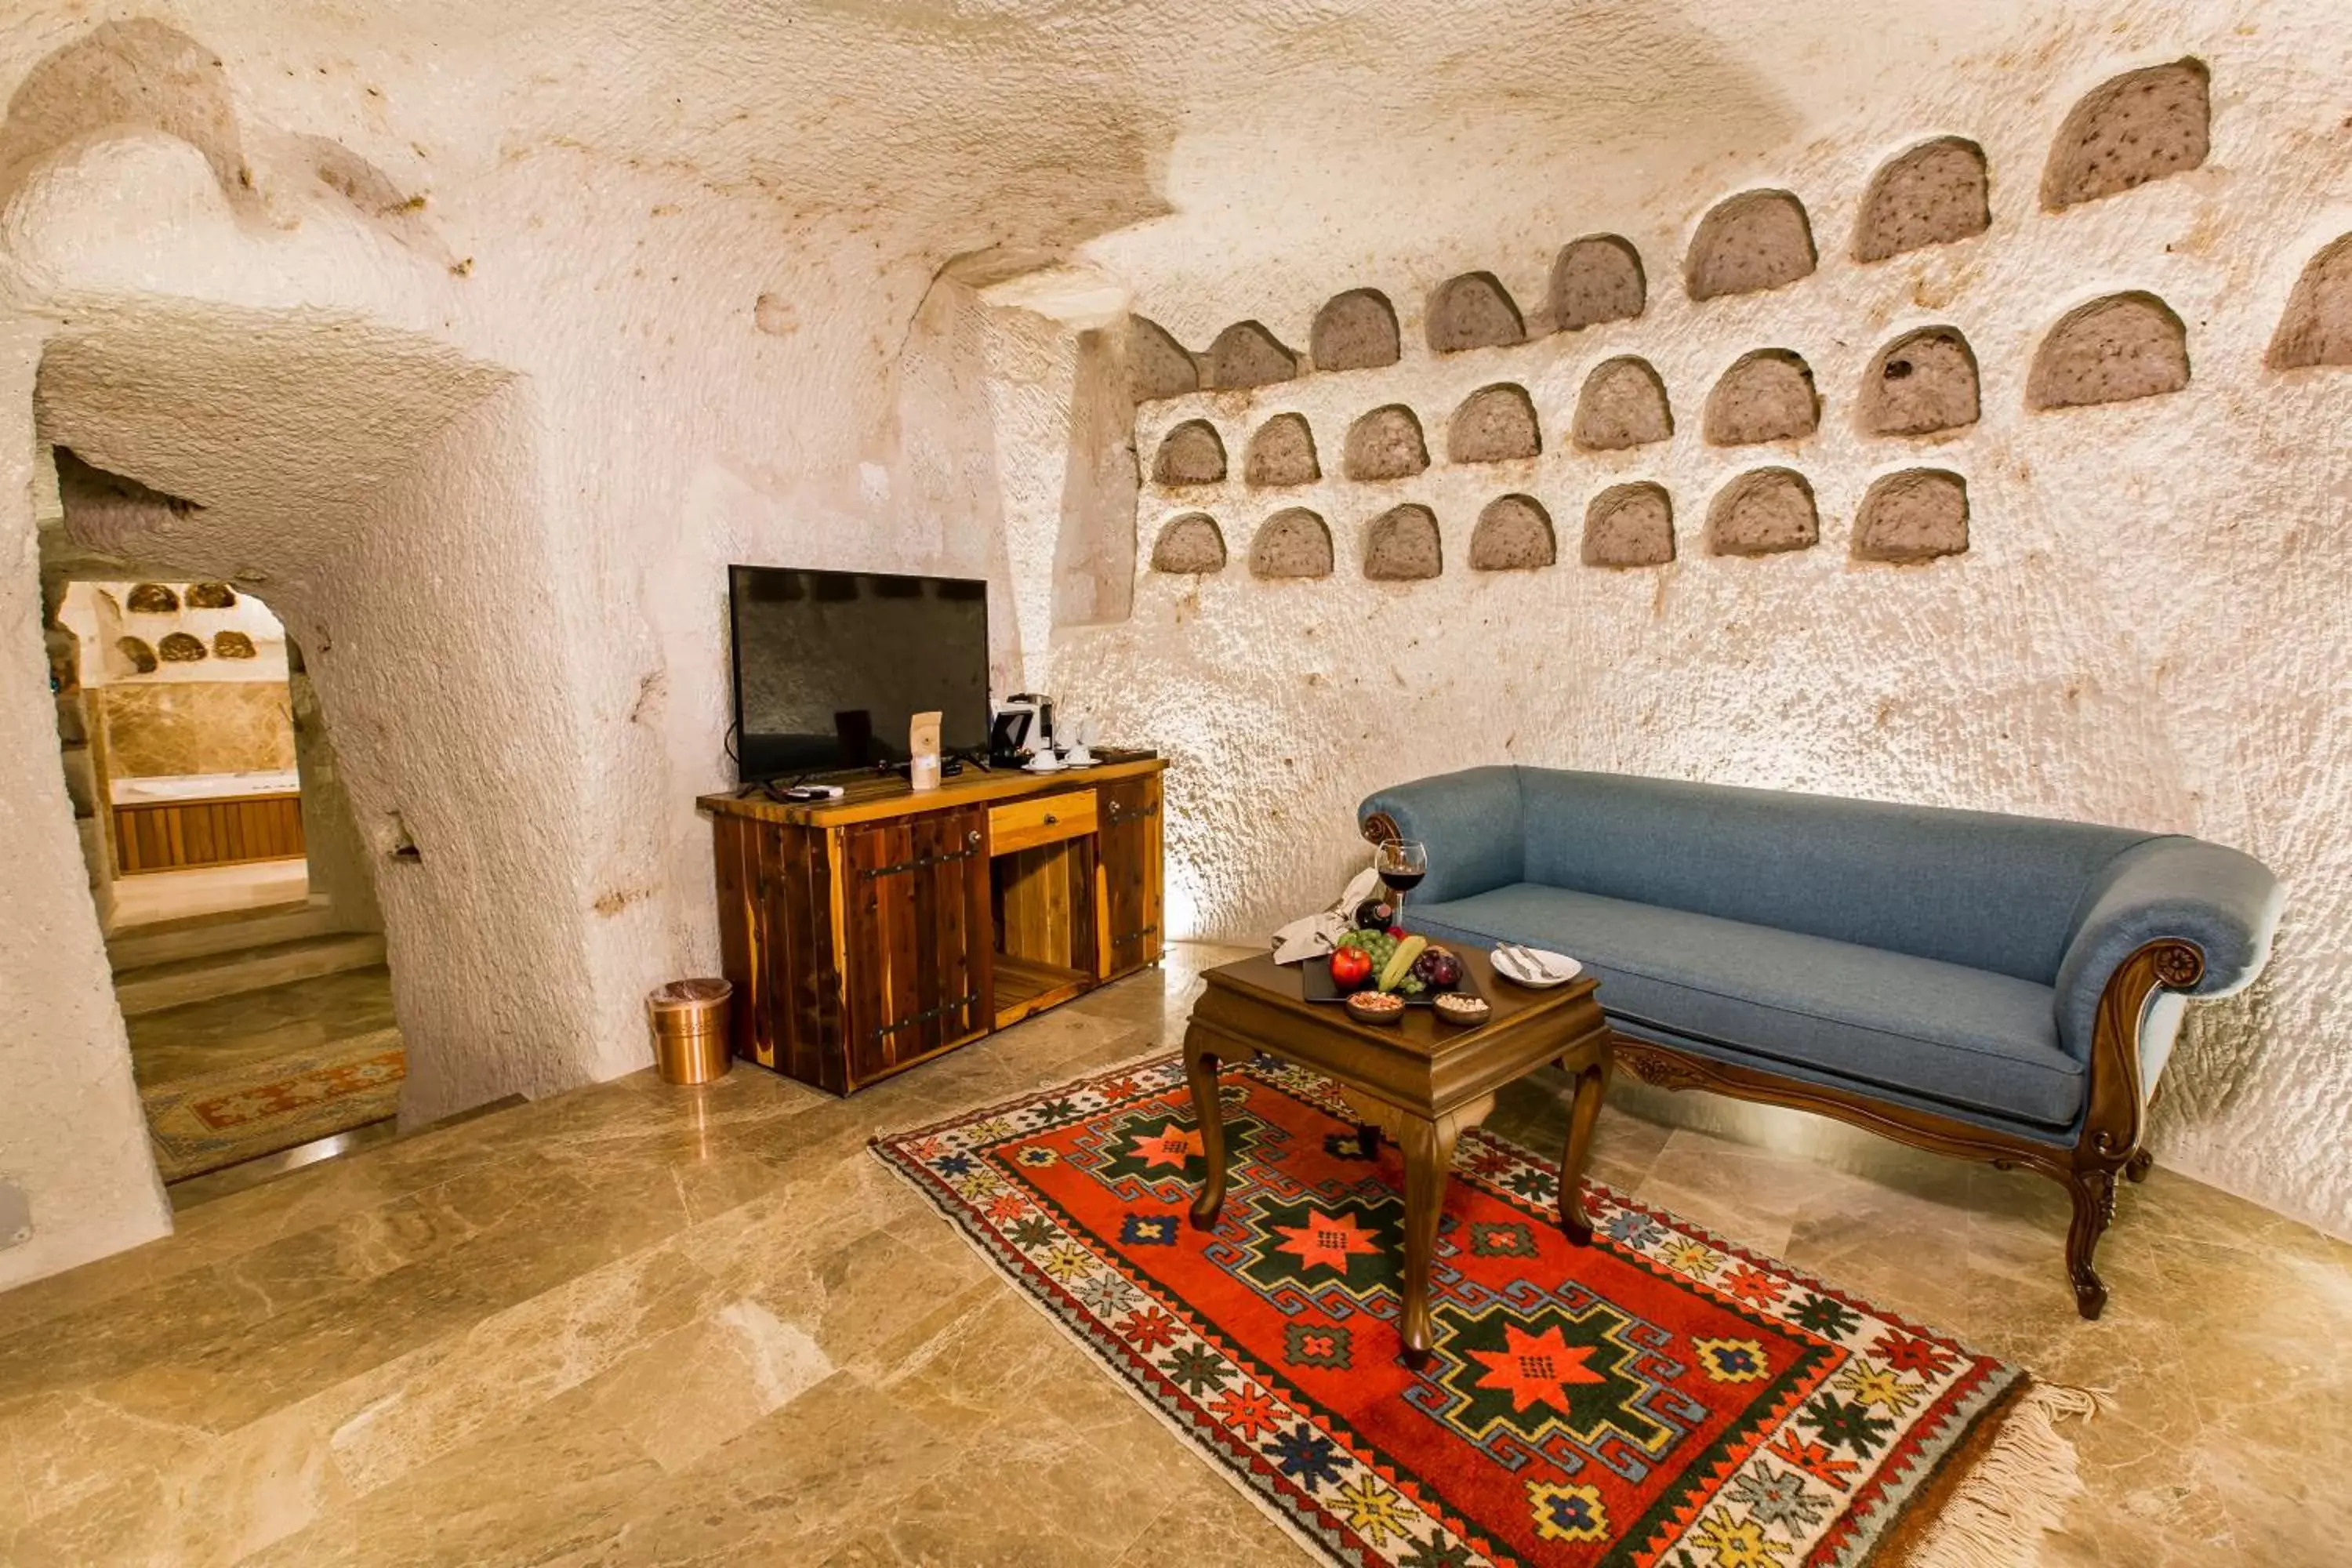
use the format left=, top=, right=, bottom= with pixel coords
left=2063, top=1169, right=2119, bottom=1320
left=2124, top=1148, right=2154, bottom=1184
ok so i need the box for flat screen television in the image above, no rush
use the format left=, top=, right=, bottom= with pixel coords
left=728, top=565, right=990, bottom=782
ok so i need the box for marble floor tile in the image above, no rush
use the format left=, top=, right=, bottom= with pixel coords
left=128, top=966, right=398, bottom=1087
left=4, top=942, right=2350, bottom=1566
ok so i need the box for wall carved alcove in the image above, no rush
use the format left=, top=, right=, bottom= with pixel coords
left=1583, top=482, right=1675, bottom=568
left=1151, top=419, right=1226, bottom=485
left=1426, top=272, right=1525, bottom=353
left=2029, top=292, right=2189, bottom=408
left=1128, top=317, right=1198, bottom=402
left=1548, top=236, right=1646, bottom=332
left=1687, top=190, right=1817, bottom=302
left=1573, top=357, right=1673, bottom=451
left=157, top=631, right=209, bottom=662
left=186, top=581, right=238, bottom=608
left=1312, top=290, right=1400, bottom=372
left=1447, top=384, right=1541, bottom=463
left=1151, top=514, right=1227, bottom=575
left=1345, top=405, right=1430, bottom=480
left=2043, top=59, right=2210, bottom=211
left=1862, top=327, right=1980, bottom=435
left=1708, top=468, right=1818, bottom=556
left=1243, top=414, right=1320, bottom=486
left=126, top=583, right=179, bottom=613
left=1250, top=508, right=1334, bottom=579
left=1469, top=495, right=1555, bottom=571
left=2269, top=235, right=2352, bottom=370
left=1364, top=504, right=1443, bottom=581
left=212, top=630, right=258, bottom=658
left=1205, top=321, right=1300, bottom=389
left=1854, top=469, right=1969, bottom=561
left=1705, top=350, right=1818, bottom=445
left=1854, top=137, right=1990, bottom=262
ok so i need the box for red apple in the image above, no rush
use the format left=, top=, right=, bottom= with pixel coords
left=1329, top=946, right=1374, bottom=991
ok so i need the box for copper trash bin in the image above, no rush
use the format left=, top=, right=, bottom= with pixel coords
left=648, top=978, right=733, bottom=1085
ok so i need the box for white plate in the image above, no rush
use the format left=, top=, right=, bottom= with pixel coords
left=1491, top=946, right=1581, bottom=988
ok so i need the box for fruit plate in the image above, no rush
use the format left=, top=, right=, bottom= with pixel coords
left=1300, top=959, right=1484, bottom=1009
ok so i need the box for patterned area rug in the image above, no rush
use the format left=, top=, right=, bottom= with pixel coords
left=873, top=1054, right=2089, bottom=1567
left=143, top=1029, right=405, bottom=1181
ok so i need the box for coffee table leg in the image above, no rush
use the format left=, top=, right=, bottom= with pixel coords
left=1559, top=1054, right=1610, bottom=1246
left=1184, top=1030, right=1227, bottom=1230
left=1397, top=1115, right=1460, bottom=1369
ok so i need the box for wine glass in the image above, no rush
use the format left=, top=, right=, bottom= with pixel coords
left=1376, top=838, right=1428, bottom=925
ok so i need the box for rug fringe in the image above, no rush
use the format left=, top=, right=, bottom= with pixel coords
left=1901, top=1381, right=2100, bottom=1568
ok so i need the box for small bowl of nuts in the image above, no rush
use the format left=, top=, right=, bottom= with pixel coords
left=1345, top=990, right=1406, bottom=1026
left=1432, top=992, right=1490, bottom=1027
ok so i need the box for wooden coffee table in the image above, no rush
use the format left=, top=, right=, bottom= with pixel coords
left=1182, top=947, right=1611, bottom=1367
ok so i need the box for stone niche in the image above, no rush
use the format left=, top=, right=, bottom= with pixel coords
left=1344, top=405, right=1430, bottom=481
left=1243, top=414, right=1320, bottom=486
left=1425, top=272, right=1525, bottom=354
left=1364, top=504, right=1443, bottom=581
left=1469, top=495, right=1556, bottom=571
left=1129, top=317, right=1199, bottom=402
left=1707, top=468, right=1818, bottom=557
left=1854, top=470, right=1969, bottom=562
left=1150, top=419, right=1226, bottom=485
left=1854, top=137, right=1991, bottom=262
left=1548, top=236, right=1646, bottom=332
left=1250, top=508, right=1334, bottom=579
left=1686, top=190, right=1817, bottom=302
left=2027, top=292, right=2189, bottom=408
left=213, top=630, right=259, bottom=658
left=1312, top=290, right=1401, bottom=372
left=157, top=631, right=209, bottom=662
left=2043, top=59, right=2210, bottom=211
left=2268, top=234, right=2352, bottom=369
left=1151, top=514, right=1228, bottom=575
left=1447, top=384, right=1541, bottom=463
left=1862, top=327, right=1980, bottom=435
left=185, top=581, right=238, bottom=609
left=1572, top=358, right=1673, bottom=451
left=1204, top=321, right=1300, bottom=390
left=126, top=583, right=180, bottom=614
left=1583, top=482, right=1675, bottom=568
left=115, top=635, right=158, bottom=674
left=1704, top=350, right=1819, bottom=445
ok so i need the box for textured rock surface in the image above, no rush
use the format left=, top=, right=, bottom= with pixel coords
left=1203, top=321, right=1298, bottom=390
left=1583, top=481, right=1676, bottom=567
left=1243, top=413, right=1319, bottom=486
left=2029, top=292, right=2190, bottom=408
left=1310, top=290, right=1400, bottom=372
left=1343, top=405, right=1429, bottom=480
left=2269, top=235, right=2352, bottom=369
left=1854, top=469, right=1969, bottom=561
left=1150, top=514, right=1226, bottom=574
left=1469, top=495, right=1555, bottom=571
left=1129, top=318, right=1199, bottom=402
left=1549, top=235, right=1646, bottom=331
left=1446, top=383, right=1541, bottom=463
left=2, top=0, right=2350, bottom=1285
left=1704, top=350, right=1819, bottom=445
left=1686, top=190, right=1817, bottom=300
left=1864, top=327, right=1981, bottom=435
left=1249, top=509, right=1332, bottom=579
left=1854, top=137, right=1991, bottom=261
left=2044, top=59, right=2210, bottom=210
left=1363, top=504, right=1442, bottom=580
left=1573, top=357, right=1674, bottom=450
left=1707, top=468, right=1817, bottom=555
left=1150, top=419, right=1226, bottom=485
left=1425, top=272, right=1525, bottom=352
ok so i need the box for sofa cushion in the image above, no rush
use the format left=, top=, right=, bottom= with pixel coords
left=1409, top=883, right=2085, bottom=1130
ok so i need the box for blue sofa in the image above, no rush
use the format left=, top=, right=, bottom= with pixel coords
left=1358, top=766, right=2283, bottom=1318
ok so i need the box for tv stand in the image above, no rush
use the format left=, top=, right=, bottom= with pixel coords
left=699, top=758, right=1167, bottom=1094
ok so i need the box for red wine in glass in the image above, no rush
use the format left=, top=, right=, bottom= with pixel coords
left=1376, top=839, right=1428, bottom=921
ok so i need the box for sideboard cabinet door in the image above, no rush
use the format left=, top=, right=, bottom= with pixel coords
left=839, top=807, right=989, bottom=1085
left=1098, top=775, right=1164, bottom=979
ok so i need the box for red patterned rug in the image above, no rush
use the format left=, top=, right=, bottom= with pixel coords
left=873, top=1053, right=2088, bottom=1566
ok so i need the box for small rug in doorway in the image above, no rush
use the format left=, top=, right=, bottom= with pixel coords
left=143, top=1029, right=405, bottom=1181
left=873, top=1054, right=2090, bottom=1567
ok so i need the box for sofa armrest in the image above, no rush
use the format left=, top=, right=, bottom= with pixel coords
left=1357, top=767, right=1525, bottom=906
left=2054, top=837, right=2284, bottom=1088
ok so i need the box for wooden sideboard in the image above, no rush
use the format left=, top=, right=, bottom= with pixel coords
left=700, top=758, right=1165, bottom=1094
left=114, top=791, right=306, bottom=875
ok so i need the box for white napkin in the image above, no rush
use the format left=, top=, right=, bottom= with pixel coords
left=1272, top=867, right=1384, bottom=964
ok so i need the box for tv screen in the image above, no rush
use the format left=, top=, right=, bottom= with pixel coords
left=728, top=565, right=990, bottom=782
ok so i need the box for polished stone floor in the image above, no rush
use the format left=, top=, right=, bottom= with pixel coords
left=2, top=945, right=2347, bottom=1566
left=127, top=966, right=398, bottom=1088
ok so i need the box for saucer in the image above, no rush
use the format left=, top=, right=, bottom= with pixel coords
left=1492, top=946, right=1581, bottom=988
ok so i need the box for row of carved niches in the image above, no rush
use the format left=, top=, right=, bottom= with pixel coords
left=1149, top=470, right=1966, bottom=579
left=111, top=630, right=257, bottom=672
left=1131, top=57, right=2225, bottom=405
left=123, top=581, right=240, bottom=614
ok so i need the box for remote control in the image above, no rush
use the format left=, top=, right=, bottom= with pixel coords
left=778, top=784, right=845, bottom=801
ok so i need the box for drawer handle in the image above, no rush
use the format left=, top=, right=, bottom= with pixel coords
left=1044, top=813, right=1059, bottom=825
left=967, top=829, right=982, bottom=846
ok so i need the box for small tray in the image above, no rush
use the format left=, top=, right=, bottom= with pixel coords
left=1301, top=952, right=1483, bottom=1008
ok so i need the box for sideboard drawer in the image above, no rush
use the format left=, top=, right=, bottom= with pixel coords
left=989, top=790, right=1097, bottom=855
